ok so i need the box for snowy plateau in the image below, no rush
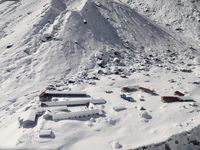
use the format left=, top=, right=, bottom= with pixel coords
left=0, top=0, right=200, bottom=149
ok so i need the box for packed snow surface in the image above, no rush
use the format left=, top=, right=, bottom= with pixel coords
left=0, top=0, right=200, bottom=149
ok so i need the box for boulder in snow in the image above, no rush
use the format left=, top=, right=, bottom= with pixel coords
left=110, top=141, right=122, bottom=149
left=95, top=1, right=101, bottom=7
left=40, top=33, right=53, bottom=42
left=105, top=90, right=113, bottom=94
left=141, top=112, right=152, bottom=120
left=6, top=43, right=13, bottom=49
left=83, top=19, right=87, bottom=24
left=113, top=57, right=120, bottom=65
left=137, top=106, right=146, bottom=111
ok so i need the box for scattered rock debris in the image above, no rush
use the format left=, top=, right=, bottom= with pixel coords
left=138, top=106, right=146, bottom=111
left=139, top=96, right=145, bottom=101
left=95, top=1, right=101, bottom=7
left=180, top=69, right=192, bottom=73
left=105, top=90, right=113, bottom=94
left=40, top=33, right=53, bottom=42
left=193, top=81, right=200, bottom=85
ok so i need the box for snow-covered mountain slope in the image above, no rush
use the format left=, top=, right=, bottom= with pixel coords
left=0, top=0, right=200, bottom=149
left=123, top=0, right=200, bottom=48
left=137, top=123, right=200, bottom=150
left=0, top=0, right=189, bottom=101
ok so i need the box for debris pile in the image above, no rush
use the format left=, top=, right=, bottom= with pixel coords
left=141, top=111, right=152, bottom=122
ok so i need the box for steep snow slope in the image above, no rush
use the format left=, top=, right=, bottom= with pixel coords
left=0, top=0, right=187, bottom=105
left=0, top=0, right=67, bottom=101
left=123, top=0, right=200, bottom=48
